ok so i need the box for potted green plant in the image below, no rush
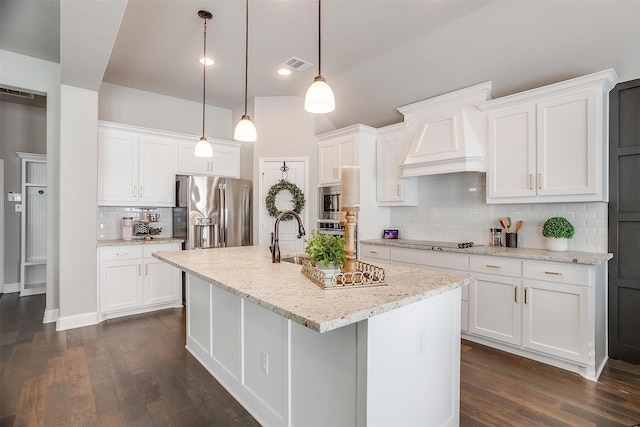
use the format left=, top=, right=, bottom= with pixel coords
left=304, top=229, right=346, bottom=273
left=541, top=217, right=575, bottom=251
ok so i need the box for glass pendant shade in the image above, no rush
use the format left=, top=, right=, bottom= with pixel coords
left=194, top=136, right=213, bottom=157
left=305, top=75, right=335, bottom=114
left=234, top=114, right=257, bottom=142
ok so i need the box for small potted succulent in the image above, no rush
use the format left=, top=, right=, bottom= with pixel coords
left=304, top=229, right=346, bottom=273
left=541, top=217, right=575, bottom=251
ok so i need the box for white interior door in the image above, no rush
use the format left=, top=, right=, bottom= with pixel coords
left=259, top=159, right=308, bottom=255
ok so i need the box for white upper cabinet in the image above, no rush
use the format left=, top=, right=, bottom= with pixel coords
left=478, top=69, right=618, bottom=204
left=318, top=132, right=358, bottom=186
left=98, top=122, right=175, bottom=206
left=376, top=123, right=417, bottom=206
left=177, top=139, right=240, bottom=178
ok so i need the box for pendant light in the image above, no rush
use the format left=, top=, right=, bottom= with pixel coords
left=234, top=0, right=257, bottom=142
left=194, top=10, right=214, bottom=158
left=304, top=0, right=335, bottom=114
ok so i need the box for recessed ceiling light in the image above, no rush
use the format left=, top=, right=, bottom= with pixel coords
left=278, top=68, right=292, bottom=76
left=199, top=57, right=214, bottom=65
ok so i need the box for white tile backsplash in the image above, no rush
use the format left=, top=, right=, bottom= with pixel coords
left=389, top=173, right=608, bottom=253
left=97, top=206, right=173, bottom=240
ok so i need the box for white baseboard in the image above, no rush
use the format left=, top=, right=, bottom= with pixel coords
left=2, top=282, right=19, bottom=294
left=56, top=311, right=99, bottom=331
left=43, top=308, right=59, bottom=324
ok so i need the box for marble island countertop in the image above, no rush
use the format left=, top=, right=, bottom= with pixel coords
left=153, top=245, right=472, bottom=333
left=97, top=237, right=184, bottom=247
left=360, top=239, right=613, bottom=265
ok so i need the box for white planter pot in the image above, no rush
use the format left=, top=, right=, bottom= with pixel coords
left=316, top=261, right=341, bottom=275
left=546, top=237, right=569, bottom=252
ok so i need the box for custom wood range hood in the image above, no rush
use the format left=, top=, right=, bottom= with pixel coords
left=398, top=81, right=492, bottom=177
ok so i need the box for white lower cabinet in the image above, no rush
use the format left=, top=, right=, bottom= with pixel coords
left=469, top=256, right=522, bottom=345
left=359, top=242, right=607, bottom=380
left=467, top=256, right=605, bottom=380
left=98, top=243, right=182, bottom=319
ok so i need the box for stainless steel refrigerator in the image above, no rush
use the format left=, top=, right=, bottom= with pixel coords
left=173, top=175, right=252, bottom=250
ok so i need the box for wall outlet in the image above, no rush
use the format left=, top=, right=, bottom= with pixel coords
left=260, top=351, right=269, bottom=375
left=15, top=204, right=22, bottom=212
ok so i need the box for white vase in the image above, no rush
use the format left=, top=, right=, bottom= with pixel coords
left=316, top=261, right=341, bottom=275
left=546, top=237, right=569, bottom=252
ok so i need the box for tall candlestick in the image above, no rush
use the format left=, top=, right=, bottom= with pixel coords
left=340, top=166, right=360, bottom=208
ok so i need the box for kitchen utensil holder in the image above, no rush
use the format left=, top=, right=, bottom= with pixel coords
left=506, top=232, right=518, bottom=248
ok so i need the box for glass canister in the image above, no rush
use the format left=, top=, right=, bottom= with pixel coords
left=490, top=228, right=503, bottom=246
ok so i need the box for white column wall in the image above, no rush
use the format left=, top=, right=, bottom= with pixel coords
left=58, top=85, right=98, bottom=325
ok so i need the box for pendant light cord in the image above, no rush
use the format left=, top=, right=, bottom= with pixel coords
left=318, top=0, right=322, bottom=76
left=244, top=0, right=249, bottom=115
left=202, top=18, right=208, bottom=138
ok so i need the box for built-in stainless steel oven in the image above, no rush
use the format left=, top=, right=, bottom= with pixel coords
left=318, top=185, right=343, bottom=235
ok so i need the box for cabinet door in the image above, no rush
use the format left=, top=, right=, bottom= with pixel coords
left=469, top=273, right=522, bottom=345
left=177, top=141, right=212, bottom=175
left=377, top=132, right=404, bottom=202
left=487, top=104, right=536, bottom=199
left=211, top=142, right=240, bottom=178
left=100, top=260, right=143, bottom=312
left=98, top=130, right=138, bottom=205
left=536, top=89, right=597, bottom=196
left=522, top=279, right=589, bottom=363
left=144, top=258, right=181, bottom=305
left=337, top=135, right=357, bottom=169
left=318, top=140, right=339, bottom=185
left=139, top=136, right=175, bottom=206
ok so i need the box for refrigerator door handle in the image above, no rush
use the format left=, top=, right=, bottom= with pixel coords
left=219, top=182, right=227, bottom=247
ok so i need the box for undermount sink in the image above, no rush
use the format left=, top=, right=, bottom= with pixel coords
left=281, top=255, right=308, bottom=265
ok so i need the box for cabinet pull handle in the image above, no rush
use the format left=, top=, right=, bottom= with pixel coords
left=145, top=264, right=148, bottom=276
left=140, top=186, right=144, bottom=198
left=524, top=287, right=528, bottom=304
left=116, top=252, right=128, bottom=256
left=537, top=173, right=542, bottom=189
left=485, top=264, right=501, bottom=269
left=397, top=184, right=401, bottom=197
left=544, top=271, right=562, bottom=276
left=370, top=250, right=378, bottom=254
left=138, top=264, right=141, bottom=276
left=514, top=286, right=518, bottom=303
left=133, top=186, right=137, bottom=197
left=529, top=174, right=533, bottom=190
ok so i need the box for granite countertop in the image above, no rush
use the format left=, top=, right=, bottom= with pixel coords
left=153, top=245, right=472, bottom=333
left=97, top=237, right=184, bottom=247
left=360, top=239, right=613, bottom=265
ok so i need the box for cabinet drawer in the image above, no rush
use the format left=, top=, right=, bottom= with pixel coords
left=360, top=245, right=390, bottom=260
left=390, top=247, right=469, bottom=271
left=470, top=256, right=521, bottom=277
left=143, top=243, right=181, bottom=258
left=99, top=245, right=143, bottom=261
left=523, top=261, right=592, bottom=286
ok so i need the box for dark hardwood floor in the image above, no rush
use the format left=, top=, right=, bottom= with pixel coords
left=1, top=293, right=639, bottom=426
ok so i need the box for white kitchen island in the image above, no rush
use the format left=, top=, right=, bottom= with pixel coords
left=153, top=245, right=472, bottom=427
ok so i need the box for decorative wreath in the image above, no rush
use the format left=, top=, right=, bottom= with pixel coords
left=265, top=179, right=306, bottom=220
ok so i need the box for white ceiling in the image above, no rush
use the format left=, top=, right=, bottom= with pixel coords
left=2, top=0, right=640, bottom=130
